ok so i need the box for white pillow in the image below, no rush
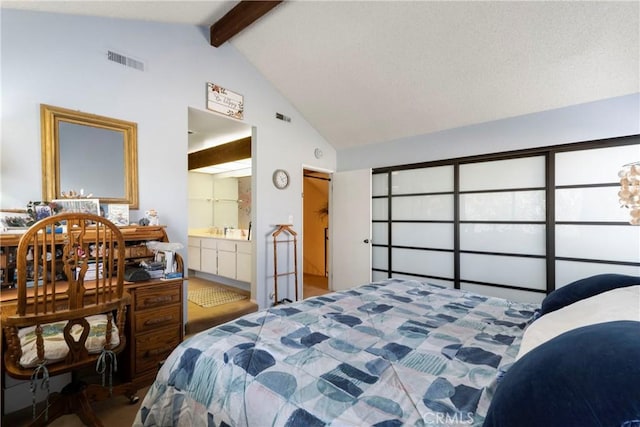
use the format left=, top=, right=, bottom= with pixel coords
left=516, top=285, right=640, bottom=360
left=18, top=314, right=120, bottom=368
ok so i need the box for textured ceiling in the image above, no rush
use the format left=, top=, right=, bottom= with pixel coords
left=3, top=1, right=639, bottom=151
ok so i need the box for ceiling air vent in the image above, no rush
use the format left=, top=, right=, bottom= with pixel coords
left=275, top=112, right=291, bottom=122
left=107, top=50, right=145, bottom=71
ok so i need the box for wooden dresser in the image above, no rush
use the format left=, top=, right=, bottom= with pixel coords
left=125, top=278, right=183, bottom=385
left=0, top=225, right=184, bottom=391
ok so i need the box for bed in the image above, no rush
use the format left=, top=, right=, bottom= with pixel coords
left=133, top=275, right=640, bottom=427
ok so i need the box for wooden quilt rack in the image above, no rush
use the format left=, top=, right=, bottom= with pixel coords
left=272, top=224, right=298, bottom=305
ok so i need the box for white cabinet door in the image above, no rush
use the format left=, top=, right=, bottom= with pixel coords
left=200, top=238, right=217, bottom=274
left=218, top=249, right=236, bottom=278
left=217, top=239, right=237, bottom=278
left=236, top=241, right=252, bottom=282
left=201, top=248, right=217, bottom=274
left=187, top=237, right=201, bottom=271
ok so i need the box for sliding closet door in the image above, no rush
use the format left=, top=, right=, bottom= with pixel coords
left=372, top=165, right=456, bottom=287
left=458, top=156, right=547, bottom=303
left=554, top=144, right=640, bottom=286
left=372, top=173, right=390, bottom=282
left=372, top=135, right=640, bottom=302
left=393, top=166, right=455, bottom=287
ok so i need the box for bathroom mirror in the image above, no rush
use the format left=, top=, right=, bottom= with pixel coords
left=41, top=104, right=139, bottom=208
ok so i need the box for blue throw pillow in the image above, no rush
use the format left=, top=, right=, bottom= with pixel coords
left=483, top=320, right=640, bottom=427
left=540, top=274, right=639, bottom=316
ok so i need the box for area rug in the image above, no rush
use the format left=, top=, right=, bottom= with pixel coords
left=188, top=287, right=248, bottom=308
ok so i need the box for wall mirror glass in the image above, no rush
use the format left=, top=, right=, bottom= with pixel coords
left=41, top=104, right=139, bottom=208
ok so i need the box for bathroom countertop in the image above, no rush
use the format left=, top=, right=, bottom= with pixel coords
left=188, top=231, right=250, bottom=241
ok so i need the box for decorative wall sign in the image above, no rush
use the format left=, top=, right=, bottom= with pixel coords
left=207, top=83, right=244, bottom=120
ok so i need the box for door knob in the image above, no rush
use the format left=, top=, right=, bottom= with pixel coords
left=363, top=239, right=370, bottom=244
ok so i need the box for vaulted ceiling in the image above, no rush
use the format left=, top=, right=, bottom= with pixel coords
left=3, top=1, right=639, bottom=151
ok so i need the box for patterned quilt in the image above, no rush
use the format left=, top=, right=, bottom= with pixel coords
left=134, top=279, right=538, bottom=427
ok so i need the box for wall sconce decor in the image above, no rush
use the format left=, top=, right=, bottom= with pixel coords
left=618, top=161, right=640, bottom=225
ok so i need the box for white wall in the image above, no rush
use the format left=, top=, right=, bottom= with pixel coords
left=0, top=9, right=337, bottom=311
left=338, top=93, right=640, bottom=171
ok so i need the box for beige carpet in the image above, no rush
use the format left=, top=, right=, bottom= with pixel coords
left=188, top=286, right=247, bottom=308
left=303, top=273, right=331, bottom=298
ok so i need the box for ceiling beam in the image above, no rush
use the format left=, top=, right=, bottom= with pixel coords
left=188, top=137, right=251, bottom=170
left=210, top=1, right=283, bottom=47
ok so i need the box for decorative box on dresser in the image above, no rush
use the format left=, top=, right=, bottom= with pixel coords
left=0, top=225, right=184, bottom=407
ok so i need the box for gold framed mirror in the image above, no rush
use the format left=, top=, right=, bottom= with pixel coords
left=41, top=104, right=139, bottom=208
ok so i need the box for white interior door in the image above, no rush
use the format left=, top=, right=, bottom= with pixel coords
left=331, top=168, right=372, bottom=291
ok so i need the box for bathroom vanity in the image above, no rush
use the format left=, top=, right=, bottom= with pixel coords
left=188, top=232, right=251, bottom=283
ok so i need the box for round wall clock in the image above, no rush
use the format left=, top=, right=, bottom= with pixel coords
left=272, top=169, right=290, bottom=189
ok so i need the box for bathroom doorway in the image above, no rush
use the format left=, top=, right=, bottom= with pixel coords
left=302, top=169, right=330, bottom=298
left=186, top=107, right=256, bottom=334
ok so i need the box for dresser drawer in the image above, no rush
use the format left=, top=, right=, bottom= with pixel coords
left=201, top=238, right=217, bottom=249
left=217, top=240, right=236, bottom=252
left=125, top=244, right=154, bottom=259
left=135, top=304, right=181, bottom=333
left=134, top=283, right=181, bottom=310
left=236, top=241, right=251, bottom=254
left=134, top=325, right=182, bottom=375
